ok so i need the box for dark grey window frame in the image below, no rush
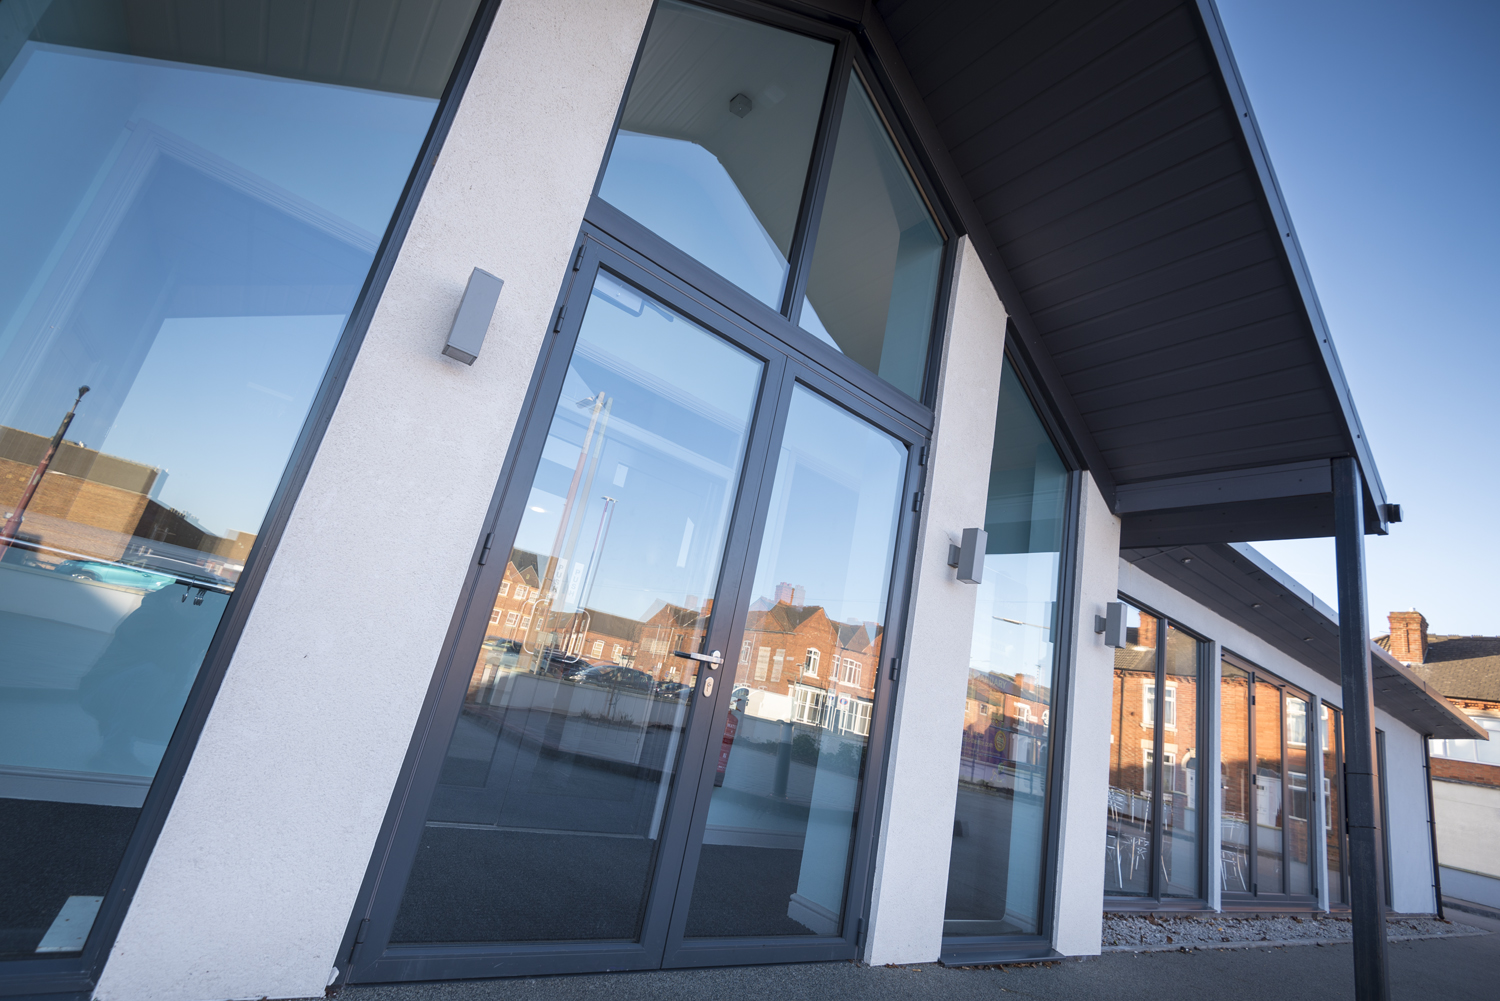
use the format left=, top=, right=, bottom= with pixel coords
left=1106, top=601, right=1213, bottom=913
left=938, top=348, right=1084, bottom=966
left=0, top=1, right=504, bottom=997
left=1219, top=654, right=1320, bottom=908
left=587, top=0, right=960, bottom=428
left=336, top=227, right=927, bottom=984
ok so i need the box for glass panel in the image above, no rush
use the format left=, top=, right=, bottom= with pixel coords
left=390, top=271, right=763, bottom=944
left=1285, top=695, right=1312, bottom=896
left=1219, top=662, right=1252, bottom=894
left=0, top=0, right=472, bottom=960
left=800, top=73, right=944, bottom=400
left=598, top=0, right=834, bottom=310
left=1323, top=705, right=1343, bottom=905
left=1254, top=680, right=1284, bottom=894
left=1106, top=604, right=1156, bottom=897
left=684, top=385, right=905, bottom=937
left=944, top=361, right=1068, bottom=937
left=1160, top=624, right=1200, bottom=897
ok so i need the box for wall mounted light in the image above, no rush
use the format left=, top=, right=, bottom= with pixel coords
left=947, top=527, right=985, bottom=584
left=1095, top=601, right=1126, bottom=647
left=442, top=267, right=504, bottom=365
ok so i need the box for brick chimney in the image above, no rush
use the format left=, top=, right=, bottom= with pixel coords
left=1387, top=610, right=1428, bottom=664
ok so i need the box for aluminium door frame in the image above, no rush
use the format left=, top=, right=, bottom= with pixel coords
left=345, top=239, right=791, bottom=983
left=657, top=354, right=925, bottom=970
left=345, top=228, right=928, bottom=982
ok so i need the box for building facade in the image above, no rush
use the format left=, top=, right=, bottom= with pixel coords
left=0, top=1, right=1483, bottom=999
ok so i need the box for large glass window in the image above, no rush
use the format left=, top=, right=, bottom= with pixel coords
left=943, top=360, right=1069, bottom=938
left=1218, top=658, right=1319, bottom=902
left=1105, top=605, right=1206, bottom=901
left=799, top=74, right=944, bottom=401
left=598, top=3, right=945, bottom=403
left=0, top=0, right=477, bottom=963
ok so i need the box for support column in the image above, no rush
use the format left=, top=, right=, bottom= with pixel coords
left=1333, top=456, right=1390, bottom=1001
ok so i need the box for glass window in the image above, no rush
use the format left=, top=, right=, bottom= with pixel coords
left=1285, top=695, right=1313, bottom=897
left=944, top=361, right=1069, bottom=936
left=0, top=0, right=476, bottom=962
left=685, top=384, right=906, bottom=938
left=800, top=74, right=944, bottom=400
left=598, top=0, right=834, bottom=310
left=1322, top=705, right=1345, bottom=905
left=1106, top=604, right=1156, bottom=898
left=1220, top=662, right=1252, bottom=893
left=1105, top=608, right=1205, bottom=901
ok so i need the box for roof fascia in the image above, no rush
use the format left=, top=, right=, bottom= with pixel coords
left=1193, top=0, right=1390, bottom=533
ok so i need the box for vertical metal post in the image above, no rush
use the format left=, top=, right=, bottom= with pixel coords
left=1333, top=456, right=1390, bottom=1001
left=1422, top=738, right=1444, bottom=919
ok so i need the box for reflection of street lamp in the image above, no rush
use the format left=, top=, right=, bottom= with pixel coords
left=0, top=385, right=89, bottom=558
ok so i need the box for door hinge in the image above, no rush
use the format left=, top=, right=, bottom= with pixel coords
left=912, top=491, right=923, bottom=512
left=553, top=304, right=567, bottom=332
left=478, top=532, right=493, bottom=565
left=889, top=657, right=900, bottom=683
left=919, top=445, right=928, bottom=466
left=856, top=916, right=867, bottom=947
left=346, top=916, right=370, bottom=968
left=572, top=244, right=586, bottom=271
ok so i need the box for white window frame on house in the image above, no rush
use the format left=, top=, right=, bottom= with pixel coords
left=804, top=648, right=819, bottom=677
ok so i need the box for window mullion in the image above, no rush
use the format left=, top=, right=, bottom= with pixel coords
left=780, top=38, right=855, bottom=320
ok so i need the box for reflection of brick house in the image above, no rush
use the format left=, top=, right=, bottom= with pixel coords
left=735, top=600, right=878, bottom=736
left=1108, top=641, right=1200, bottom=802
left=959, top=670, right=1052, bottom=785
left=485, top=552, right=543, bottom=642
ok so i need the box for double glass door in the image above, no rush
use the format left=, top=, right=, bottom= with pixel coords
left=348, top=239, right=918, bottom=981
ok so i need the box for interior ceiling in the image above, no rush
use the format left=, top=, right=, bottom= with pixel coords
left=875, top=0, right=1390, bottom=541
left=31, top=0, right=479, bottom=97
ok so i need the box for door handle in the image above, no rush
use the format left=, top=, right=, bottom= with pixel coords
left=674, top=649, right=723, bottom=670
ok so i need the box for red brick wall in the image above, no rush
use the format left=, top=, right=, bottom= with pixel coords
left=1432, top=757, right=1500, bottom=788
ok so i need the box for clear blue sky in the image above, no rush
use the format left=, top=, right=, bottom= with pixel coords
left=1216, top=0, right=1500, bottom=638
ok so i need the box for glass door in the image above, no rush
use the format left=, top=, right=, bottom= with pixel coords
left=349, top=241, right=918, bottom=982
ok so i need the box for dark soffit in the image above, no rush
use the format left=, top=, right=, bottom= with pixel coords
left=870, top=0, right=1391, bottom=540
left=1122, top=543, right=1485, bottom=740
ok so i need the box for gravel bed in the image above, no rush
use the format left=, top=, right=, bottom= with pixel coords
left=1102, top=912, right=1477, bottom=950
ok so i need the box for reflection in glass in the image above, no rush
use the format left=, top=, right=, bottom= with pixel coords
left=1161, top=624, right=1200, bottom=897
left=801, top=74, right=944, bottom=400
left=1255, top=680, right=1284, bottom=894
left=684, top=386, right=905, bottom=938
left=1323, top=705, right=1344, bottom=905
left=391, top=272, right=763, bottom=944
left=0, top=0, right=466, bottom=959
left=598, top=0, right=834, bottom=310
left=1285, top=695, right=1312, bottom=896
left=1106, top=604, right=1156, bottom=897
left=944, top=362, right=1067, bottom=937
left=1220, top=663, right=1252, bottom=894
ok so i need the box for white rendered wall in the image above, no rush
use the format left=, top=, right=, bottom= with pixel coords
left=94, top=2, right=654, bottom=998
left=864, top=238, right=1006, bottom=965
left=1116, top=558, right=1438, bottom=915
left=1049, top=474, right=1120, bottom=957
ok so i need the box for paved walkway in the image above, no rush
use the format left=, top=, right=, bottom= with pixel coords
left=344, top=911, right=1496, bottom=1001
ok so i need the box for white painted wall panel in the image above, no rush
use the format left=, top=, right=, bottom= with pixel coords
left=864, top=237, right=1006, bottom=965
left=1050, top=474, right=1120, bottom=956
left=1434, top=780, right=1500, bottom=881
left=94, top=2, right=653, bottom=998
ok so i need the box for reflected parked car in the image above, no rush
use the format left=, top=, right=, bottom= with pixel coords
left=573, top=665, right=655, bottom=693
left=53, top=559, right=176, bottom=591
left=655, top=680, right=691, bottom=701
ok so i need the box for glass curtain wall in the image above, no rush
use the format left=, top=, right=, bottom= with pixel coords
left=943, top=360, right=1069, bottom=938
left=596, top=0, right=945, bottom=402
left=1105, top=605, right=1206, bottom=901
left=1321, top=704, right=1345, bottom=905
left=1218, top=659, right=1321, bottom=902
left=0, top=0, right=477, bottom=962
